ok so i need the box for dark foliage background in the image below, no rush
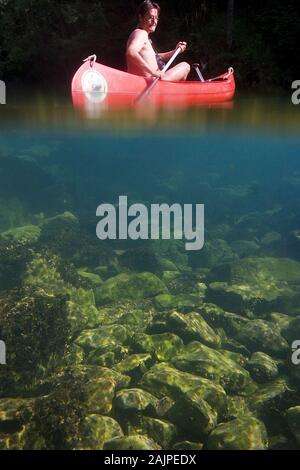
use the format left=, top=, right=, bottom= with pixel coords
left=0, top=0, right=299, bottom=90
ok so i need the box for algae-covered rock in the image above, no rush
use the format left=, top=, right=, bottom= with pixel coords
left=0, top=239, right=33, bottom=292
left=172, top=441, right=203, bottom=450
left=285, top=406, right=300, bottom=446
left=135, top=416, right=177, bottom=448
left=140, top=363, right=227, bottom=410
left=0, top=398, right=34, bottom=434
left=167, top=389, right=218, bottom=439
left=0, top=224, right=41, bottom=244
left=77, top=270, right=103, bottom=286
left=75, top=325, right=129, bottom=351
left=154, top=293, right=202, bottom=310
left=113, top=354, right=153, bottom=379
left=103, top=434, right=161, bottom=450
left=227, top=396, right=251, bottom=419
left=236, top=319, right=289, bottom=357
left=247, top=352, right=279, bottom=383
left=95, top=272, right=167, bottom=305
left=199, top=303, right=249, bottom=336
left=131, top=333, right=184, bottom=361
left=39, top=211, right=80, bottom=256
left=172, top=342, right=252, bottom=394
left=207, top=257, right=300, bottom=315
left=207, top=416, right=268, bottom=450
left=117, top=309, right=153, bottom=332
left=167, top=311, right=221, bottom=348
left=248, top=378, right=297, bottom=417
left=114, top=388, right=160, bottom=415
left=81, top=415, right=123, bottom=450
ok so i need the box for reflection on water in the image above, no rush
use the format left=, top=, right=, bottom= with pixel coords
left=0, top=95, right=300, bottom=450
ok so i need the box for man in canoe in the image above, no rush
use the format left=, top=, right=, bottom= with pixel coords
left=126, top=1, right=190, bottom=81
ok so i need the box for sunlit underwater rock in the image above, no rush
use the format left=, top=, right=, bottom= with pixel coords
left=172, top=342, right=253, bottom=395
left=247, top=378, right=297, bottom=417
left=113, top=387, right=161, bottom=415
left=103, top=434, right=161, bottom=450
left=132, top=416, right=177, bottom=449
left=246, top=352, right=279, bottom=383
left=113, top=354, right=154, bottom=379
left=236, top=319, right=289, bottom=357
left=199, top=303, right=249, bottom=336
left=285, top=406, right=300, bottom=446
left=154, top=293, right=203, bottom=310
left=131, top=333, right=184, bottom=362
left=207, top=257, right=300, bottom=315
left=0, top=224, right=41, bottom=244
left=81, top=414, right=123, bottom=450
left=206, top=415, right=268, bottom=450
left=166, top=311, right=221, bottom=348
left=0, top=239, right=33, bottom=292
left=189, top=239, right=238, bottom=270
left=94, top=272, right=167, bottom=305
left=39, top=211, right=80, bottom=257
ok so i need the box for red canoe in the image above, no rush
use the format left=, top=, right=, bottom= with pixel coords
left=71, top=55, right=235, bottom=110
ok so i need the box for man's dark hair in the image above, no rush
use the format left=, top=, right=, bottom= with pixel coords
left=138, top=1, right=160, bottom=18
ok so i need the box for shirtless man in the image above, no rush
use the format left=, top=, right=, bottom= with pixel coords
left=126, top=1, right=190, bottom=81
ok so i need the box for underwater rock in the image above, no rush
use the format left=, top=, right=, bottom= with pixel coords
left=75, top=325, right=129, bottom=351
left=166, top=311, right=221, bottom=348
left=166, top=389, right=218, bottom=440
left=39, top=211, right=80, bottom=257
left=172, top=441, right=203, bottom=450
left=113, top=354, right=154, bottom=379
left=116, top=309, right=153, bottom=333
left=0, top=286, right=70, bottom=395
left=172, top=342, right=253, bottom=394
left=236, top=319, right=289, bottom=357
left=227, top=396, right=251, bottom=419
left=199, top=303, right=249, bottom=336
left=286, top=230, right=300, bottom=261
left=114, top=388, right=161, bottom=415
left=135, top=416, right=177, bottom=449
left=103, top=435, right=161, bottom=450
left=189, top=239, right=238, bottom=269
left=207, top=257, right=300, bottom=315
left=77, top=270, right=103, bottom=286
left=285, top=406, right=300, bottom=446
left=247, top=378, right=297, bottom=417
left=154, top=293, right=202, bottom=310
left=0, top=239, right=33, bottom=292
left=95, top=272, right=167, bottom=305
left=140, top=363, right=227, bottom=412
left=131, top=333, right=184, bottom=361
left=0, top=398, right=35, bottom=434
left=206, top=415, right=268, bottom=450
left=246, top=352, right=279, bottom=383
left=152, top=239, right=189, bottom=272
left=0, top=224, right=41, bottom=244
left=260, top=231, right=282, bottom=255
left=81, top=415, right=123, bottom=450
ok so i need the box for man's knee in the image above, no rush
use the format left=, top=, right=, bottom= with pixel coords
left=182, top=62, right=191, bottom=73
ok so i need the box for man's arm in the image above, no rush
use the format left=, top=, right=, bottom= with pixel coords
left=126, top=30, right=158, bottom=76
left=159, top=42, right=187, bottom=61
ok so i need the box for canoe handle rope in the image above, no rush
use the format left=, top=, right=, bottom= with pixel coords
left=83, top=54, right=97, bottom=68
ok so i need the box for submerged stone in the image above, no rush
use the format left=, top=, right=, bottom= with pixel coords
left=236, top=319, right=289, bottom=357
left=81, top=415, right=123, bottom=450
left=285, top=406, right=300, bottom=446
left=247, top=352, right=279, bottom=383
left=137, top=416, right=177, bottom=448
left=207, top=416, right=268, bottom=450
left=172, top=341, right=252, bottom=394
left=95, top=272, right=167, bottom=305
left=131, top=333, right=184, bottom=361
left=103, top=435, right=161, bottom=450
left=113, top=354, right=153, bottom=378
left=166, top=311, right=221, bottom=348
left=0, top=224, right=41, bottom=244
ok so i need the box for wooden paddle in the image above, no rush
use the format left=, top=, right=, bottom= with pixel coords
left=135, top=46, right=182, bottom=103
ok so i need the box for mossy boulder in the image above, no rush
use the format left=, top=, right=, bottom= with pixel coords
left=103, top=435, right=161, bottom=450
left=0, top=239, right=33, bottom=292
left=95, top=272, right=167, bottom=305
left=246, top=352, right=279, bottom=383
left=285, top=406, right=300, bottom=446
left=39, top=211, right=80, bottom=256
left=75, top=325, right=129, bottom=351
left=113, top=388, right=161, bottom=415
left=116, top=309, right=153, bottom=332
left=140, top=363, right=227, bottom=412
left=0, top=224, right=41, bottom=244
left=172, top=342, right=252, bottom=394
left=113, top=354, right=154, bottom=379
left=189, top=239, right=238, bottom=269
left=247, top=378, right=297, bottom=417
left=154, top=293, right=202, bottom=310
left=199, top=303, right=249, bottom=336
left=77, top=270, right=103, bottom=286
left=0, top=398, right=35, bottom=434
left=207, top=257, right=300, bottom=315
left=166, top=311, right=221, bottom=348
left=167, top=389, right=218, bottom=439
left=172, top=441, right=203, bottom=450
left=81, top=415, right=123, bottom=450
left=207, top=416, right=268, bottom=450
left=131, top=333, right=184, bottom=361
left=236, top=319, right=289, bottom=357
left=136, top=416, right=177, bottom=448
